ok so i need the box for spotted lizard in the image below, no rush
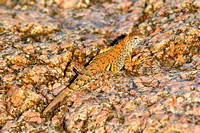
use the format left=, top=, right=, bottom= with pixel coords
left=43, top=30, right=145, bottom=114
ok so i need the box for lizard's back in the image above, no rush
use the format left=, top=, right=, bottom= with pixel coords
left=86, top=46, right=124, bottom=74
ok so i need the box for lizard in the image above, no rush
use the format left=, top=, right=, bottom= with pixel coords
left=42, top=30, right=146, bottom=114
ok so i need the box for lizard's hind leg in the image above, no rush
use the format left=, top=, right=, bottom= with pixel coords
left=71, top=61, right=85, bottom=74
left=71, top=61, right=92, bottom=76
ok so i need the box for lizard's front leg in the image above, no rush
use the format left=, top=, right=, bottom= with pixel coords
left=124, top=53, right=133, bottom=70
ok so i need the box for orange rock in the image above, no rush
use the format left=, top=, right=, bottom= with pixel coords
left=22, top=111, right=43, bottom=124
left=3, top=74, right=16, bottom=82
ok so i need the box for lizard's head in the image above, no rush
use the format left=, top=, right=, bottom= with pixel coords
left=125, top=30, right=146, bottom=48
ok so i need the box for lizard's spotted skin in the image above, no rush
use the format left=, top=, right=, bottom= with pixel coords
left=43, top=30, right=145, bottom=114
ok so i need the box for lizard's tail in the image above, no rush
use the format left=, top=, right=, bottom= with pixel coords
left=43, top=87, right=72, bottom=115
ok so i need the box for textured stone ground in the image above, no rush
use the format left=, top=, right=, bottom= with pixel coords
left=0, top=0, right=199, bottom=132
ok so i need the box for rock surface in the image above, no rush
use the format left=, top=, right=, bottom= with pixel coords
left=0, top=0, right=199, bottom=132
